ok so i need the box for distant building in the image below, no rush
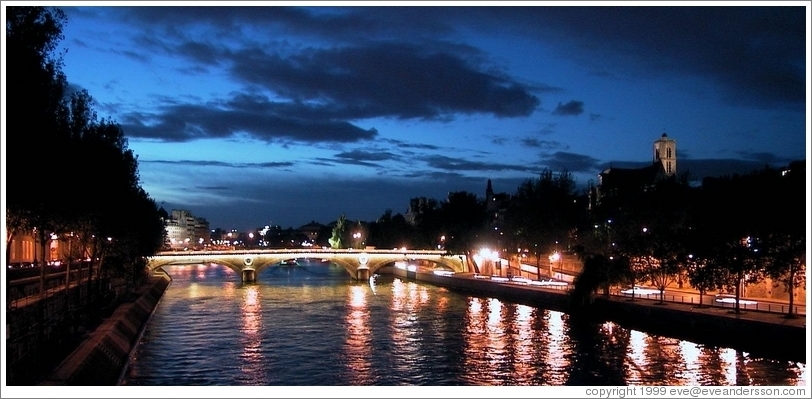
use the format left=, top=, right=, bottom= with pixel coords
left=6, top=231, right=46, bottom=265
left=298, top=221, right=325, bottom=244
left=405, top=197, right=431, bottom=225
left=485, top=179, right=511, bottom=227
left=163, top=209, right=210, bottom=249
left=590, top=133, right=677, bottom=209
left=653, top=133, right=677, bottom=176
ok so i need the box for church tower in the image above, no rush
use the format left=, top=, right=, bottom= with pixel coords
left=653, top=133, right=676, bottom=177
left=486, top=178, right=494, bottom=203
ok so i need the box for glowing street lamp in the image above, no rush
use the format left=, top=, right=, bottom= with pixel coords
left=477, top=248, right=500, bottom=276
left=549, top=252, right=561, bottom=278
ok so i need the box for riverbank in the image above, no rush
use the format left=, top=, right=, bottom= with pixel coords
left=40, top=271, right=171, bottom=386
left=390, top=268, right=807, bottom=362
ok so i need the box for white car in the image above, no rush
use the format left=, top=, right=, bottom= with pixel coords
left=714, top=294, right=757, bottom=306
left=529, top=279, right=568, bottom=287
left=620, top=286, right=660, bottom=296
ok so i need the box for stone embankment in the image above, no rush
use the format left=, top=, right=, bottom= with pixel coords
left=391, top=268, right=807, bottom=362
left=41, top=271, right=171, bottom=386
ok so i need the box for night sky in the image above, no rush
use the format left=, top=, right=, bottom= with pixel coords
left=9, top=3, right=810, bottom=231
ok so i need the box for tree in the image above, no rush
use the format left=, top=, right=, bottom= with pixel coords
left=329, top=214, right=346, bottom=249
left=686, top=256, right=726, bottom=308
left=7, top=8, right=165, bottom=303
left=761, top=161, right=806, bottom=318
left=715, top=239, right=764, bottom=314
left=6, top=6, right=70, bottom=293
left=367, top=209, right=413, bottom=249
left=695, top=164, right=803, bottom=314
left=412, top=198, right=441, bottom=249
left=648, top=229, right=692, bottom=304
left=504, top=169, right=579, bottom=271
left=438, top=191, right=486, bottom=253
left=764, top=232, right=806, bottom=318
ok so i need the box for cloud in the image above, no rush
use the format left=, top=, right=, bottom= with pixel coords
left=735, top=151, right=796, bottom=165
left=521, top=138, right=564, bottom=150
left=226, top=42, right=541, bottom=120
left=380, top=138, right=440, bottom=151
left=141, top=159, right=294, bottom=168
left=490, top=136, right=508, bottom=145
left=422, top=155, right=538, bottom=173
left=552, top=100, right=584, bottom=116
left=108, top=35, right=543, bottom=143
left=510, top=7, right=805, bottom=109
left=74, top=6, right=805, bottom=112
left=91, top=7, right=544, bottom=121
left=194, top=186, right=230, bottom=191
left=541, top=151, right=602, bottom=173
left=119, top=94, right=379, bottom=143
left=330, top=149, right=401, bottom=167
left=162, top=171, right=504, bottom=229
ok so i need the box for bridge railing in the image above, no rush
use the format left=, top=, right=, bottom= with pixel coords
left=154, top=248, right=455, bottom=256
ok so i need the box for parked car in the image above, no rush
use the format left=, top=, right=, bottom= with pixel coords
left=620, top=286, right=660, bottom=296
left=714, top=294, right=758, bottom=306
left=529, top=279, right=568, bottom=287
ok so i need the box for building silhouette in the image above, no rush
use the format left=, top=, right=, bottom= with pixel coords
left=590, top=133, right=677, bottom=209
left=485, top=178, right=511, bottom=227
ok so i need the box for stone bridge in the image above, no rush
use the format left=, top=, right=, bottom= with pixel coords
left=148, top=249, right=469, bottom=282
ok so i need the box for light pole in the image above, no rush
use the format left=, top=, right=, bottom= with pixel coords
left=549, top=252, right=560, bottom=279
left=353, top=232, right=361, bottom=249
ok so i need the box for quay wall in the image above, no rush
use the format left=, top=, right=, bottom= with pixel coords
left=590, top=297, right=807, bottom=361
left=390, top=269, right=806, bottom=362
left=391, top=268, right=570, bottom=312
left=41, top=272, right=171, bottom=386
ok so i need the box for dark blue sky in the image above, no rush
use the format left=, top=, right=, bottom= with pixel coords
left=10, top=3, right=811, bottom=231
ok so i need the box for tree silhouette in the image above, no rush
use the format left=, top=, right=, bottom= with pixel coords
left=6, top=6, right=165, bottom=293
left=505, top=169, right=579, bottom=271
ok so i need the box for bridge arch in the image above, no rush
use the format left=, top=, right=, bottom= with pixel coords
left=148, top=249, right=467, bottom=282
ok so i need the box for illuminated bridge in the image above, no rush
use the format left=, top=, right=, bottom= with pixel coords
left=148, top=249, right=470, bottom=282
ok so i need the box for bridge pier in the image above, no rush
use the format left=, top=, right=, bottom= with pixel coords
left=356, top=268, right=369, bottom=280
left=242, top=269, right=256, bottom=283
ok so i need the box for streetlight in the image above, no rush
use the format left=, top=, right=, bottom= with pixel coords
left=476, top=248, right=499, bottom=276
left=549, top=252, right=560, bottom=279
left=353, top=232, right=362, bottom=249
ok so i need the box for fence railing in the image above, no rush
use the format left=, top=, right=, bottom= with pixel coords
left=6, top=269, right=92, bottom=309
left=610, top=290, right=805, bottom=316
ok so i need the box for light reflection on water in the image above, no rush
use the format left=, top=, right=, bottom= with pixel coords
left=343, top=285, right=372, bottom=385
left=239, top=285, right=266, bottom=384
left=121, top=263, right=807, bottom=386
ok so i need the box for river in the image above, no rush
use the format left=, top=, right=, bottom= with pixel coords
left=120, top=261, right=807, bottom=387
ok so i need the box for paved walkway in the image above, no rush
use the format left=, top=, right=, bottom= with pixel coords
left=520, top=263, right=807, bottom=316
left=449, top=272, right=807, bottom=329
